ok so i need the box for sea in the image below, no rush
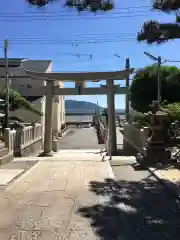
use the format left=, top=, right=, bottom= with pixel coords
left=65, top=113, right=125, bottom=123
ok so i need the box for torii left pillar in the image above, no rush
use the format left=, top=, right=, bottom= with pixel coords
left=106, top=79, right=117, bottom=156
left=44, top=80, right=54, bottom=155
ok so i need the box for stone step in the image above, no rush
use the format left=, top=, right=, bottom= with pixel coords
left=0, top=152, right=13, bottom=166
left=0, top=168, right=24, bottom=186
left=0, top=140, right=5, bottom=150
left=0, top=147, right=8, bottom=158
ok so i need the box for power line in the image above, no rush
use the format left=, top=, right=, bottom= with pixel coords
left=0, top=9, right=152, bottom=17
left=0, top=38, right=135, bottom=45
left=0, top=5, right=152, bottom=15
left=165, top=59, right=180, bottom=63
left=3, top=34, right=137, bottom=43
left=0, top=12, right=160, bottom=21
left=5, top=37, right=136, bottom=42
left=0, top=33, right=138, bottom=46
left=55, top=52, right=121, bottom=59
left=0, top=34, right=140, bottom=43
left=7, top=32, right=136, bottom=39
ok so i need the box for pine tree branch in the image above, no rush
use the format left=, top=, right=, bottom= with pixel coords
left=153, top=0, right=180, bottom=12
left=137, top=20, right=180, bottom=44
left=138, top=0, right=180, bottom=44
left=26, top=0, right=114, bottom=12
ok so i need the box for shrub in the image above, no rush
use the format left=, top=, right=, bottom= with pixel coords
left=160, top=102, right=180, bottom=121
left=134, top=102, right=180, bottom=126
left=133, top=113, right=149, bottom=126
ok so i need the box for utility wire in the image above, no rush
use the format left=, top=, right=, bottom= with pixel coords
left=165, top=59, right=180, bottom=63
left=5, top=37, right=136, bottom=42
left=0, top=12, right=160, bottom=21
left=0, top=39, right=135, bottom=46
left=55, top=52, right=121, bottom=59
left=2, top=34, right=137, bottom=43
left=0, top=9, right=154, bottom=17
left=7, top=32, right=136, bottom=38
left=0, top=6, right=152, bottom=15
left=0, top=9, right=153, bottom=17
left=0, top=35, right=137, bottom=45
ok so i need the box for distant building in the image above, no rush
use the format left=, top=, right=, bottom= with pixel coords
left=0, top=59, right=65, bottom=134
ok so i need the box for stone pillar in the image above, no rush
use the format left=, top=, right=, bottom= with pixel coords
left=52, top=98, right=61, bottom=134
left=44, top=80, right=53, bottom=156
left=106, top=79, right=117, bottom=155
left=52, top=81, right=61, bottom=134
left=125, top=58, right=130, bottom=122
left=60, top=81, right=65, bottom=125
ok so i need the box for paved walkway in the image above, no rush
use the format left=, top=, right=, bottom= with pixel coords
left=58, top=127, right=104, bottom=150
left=0, top=151, right=179, bottom=239
left=0, top=153, right=112, bottom=239
left=111, top=163, right=180, bottom=240
left=149, top=163, right=180, bottom=199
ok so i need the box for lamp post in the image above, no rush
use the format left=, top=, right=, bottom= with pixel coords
left=144, top=52, right=162, bottom=103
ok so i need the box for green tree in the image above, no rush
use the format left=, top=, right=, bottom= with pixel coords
left=101, top=108, right=108, bottom=124
left=137, top=0, right=180, bottom=44
left=0, top=89, right=42, bottom=116
left=129, top=65, right=180, bottom=112
left=26, top=0, right=114, bottom=12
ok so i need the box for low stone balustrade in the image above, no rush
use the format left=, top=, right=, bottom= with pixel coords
left=97, top=120, right=108, bottom=146
left=4, top=128, right=16, bottom=162
left=123, top=122, right=149, bottom=154
left=11, top=122, right=43, bottom=157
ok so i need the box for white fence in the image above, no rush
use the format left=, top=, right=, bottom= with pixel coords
left=123, top=122, right=150, bottom=154
left=14, top=123, right=43, bottom=151
left=4, top=128, right=16, bottom=157
left=3, top=123, right=43, bottom=157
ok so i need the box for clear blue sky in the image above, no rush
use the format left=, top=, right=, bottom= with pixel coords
left=0, top=0, right=179, bottom=109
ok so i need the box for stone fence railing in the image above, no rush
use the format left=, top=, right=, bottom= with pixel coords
left=5, top=122, right=43, bottom=157
left=0, top=125, right=3, bottom=140
left=4, top=128, right=16, bottom=160
left=123, top=122, right=150, bottom=154
left=97, top=120, right=108, bottom=149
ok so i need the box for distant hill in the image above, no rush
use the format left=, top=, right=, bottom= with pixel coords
left=65, top=100, right=102, bottom=114
left=65, top=100, right=125, bottom=115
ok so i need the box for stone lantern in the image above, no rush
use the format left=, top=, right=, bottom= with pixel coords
left=143, top=101, right=171, bottom=163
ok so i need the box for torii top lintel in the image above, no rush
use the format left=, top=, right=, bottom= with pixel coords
left=25, top=69, right=134, bottom=82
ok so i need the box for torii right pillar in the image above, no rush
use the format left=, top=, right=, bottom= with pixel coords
left=106, top=79, right=117, bottom=156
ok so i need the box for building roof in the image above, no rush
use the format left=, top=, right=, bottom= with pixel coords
left=0, top=58, right=26, bottom=67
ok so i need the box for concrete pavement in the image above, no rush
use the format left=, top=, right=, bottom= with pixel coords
left=112, top=163, right=180, bottom=239
left=149, top=164, right=180, bottom=199
left=0, top=150, right=179, bottom=239
left=0, top=153, right=113, bottom=239
left=57, top=127, right=104, bottom=150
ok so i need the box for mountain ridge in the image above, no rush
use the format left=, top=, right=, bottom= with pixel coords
left=65, top=99, right=125, bottom=114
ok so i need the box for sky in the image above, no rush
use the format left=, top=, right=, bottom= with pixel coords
left=0, top=0, right=179, bottom=109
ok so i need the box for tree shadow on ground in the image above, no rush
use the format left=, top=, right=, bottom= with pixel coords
left=77, top=177, right=180, bottom=240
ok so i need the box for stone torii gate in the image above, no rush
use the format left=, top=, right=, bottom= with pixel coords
left=25, top=69, right=133, bottom=156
